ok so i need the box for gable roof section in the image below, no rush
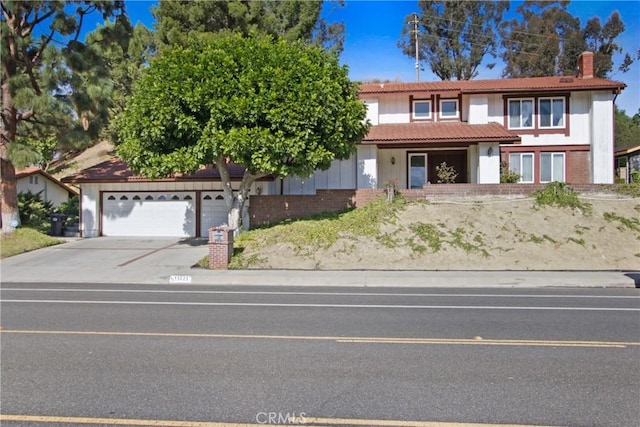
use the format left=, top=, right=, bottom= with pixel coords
left=359, top=76, right=625, bottom=96
left=16, top=166, right=79, bottom=196
left=61, top=158, right=264, bottom=184
left=362, top=122, right=521, bottom=146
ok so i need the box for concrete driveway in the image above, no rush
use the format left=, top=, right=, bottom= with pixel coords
left=0, top=237, right=210, bottom=284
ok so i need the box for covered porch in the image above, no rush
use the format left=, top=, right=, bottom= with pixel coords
left=358, top=122, right=521, bottom=189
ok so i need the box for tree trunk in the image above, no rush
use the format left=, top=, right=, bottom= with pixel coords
left=0, top=153, right=19, bottom=233
left=215, top=156, right=267, bottom=233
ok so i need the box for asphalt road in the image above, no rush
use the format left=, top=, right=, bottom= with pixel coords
left=1, top=283, right=639, bottom=426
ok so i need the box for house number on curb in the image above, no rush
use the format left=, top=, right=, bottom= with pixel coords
left=169, top=275, right=192, bottom=284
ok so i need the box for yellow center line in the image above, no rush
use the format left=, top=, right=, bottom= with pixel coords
left=1, top=329, right=637, bottom=348
left=0, top=414, right=560, bottom=427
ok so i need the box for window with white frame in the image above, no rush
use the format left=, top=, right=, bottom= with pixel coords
left=538, top=97, right=565, bottom=128
left=540, top=152, right=565, bottom=182
left=508, top=99, right=534, bottom=129
left=509, top=153, right=534, bottom=183
left=412, top=100, right=431, bottom=119
left=440, top=99, right=458, bottom=118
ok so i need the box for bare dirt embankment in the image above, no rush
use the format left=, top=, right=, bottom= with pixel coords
left=235, top=194, right=640, bottom=271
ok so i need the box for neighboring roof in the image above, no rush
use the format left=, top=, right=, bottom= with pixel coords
left=614, top=144, right=640, bottom=157
left=16, top=166, right=79, bottom=196
left=61, top=158, right=269, bottom=184
left=362, top=122, right=521, bottom=146
left=359, top=76, right=626, bottom=96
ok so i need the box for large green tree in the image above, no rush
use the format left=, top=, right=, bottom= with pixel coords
left=399, top=0, right=508, bottom=80
left=615, top=108, right=640, bottom=152
left=1, top=0, right=126, bottom=233
left=117, top=35, right=368, bottom=230
left=152, top=0, right=345, bottom=54
left=500, top=0, right=631, bottom=78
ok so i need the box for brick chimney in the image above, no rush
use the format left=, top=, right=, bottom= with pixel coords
left=578, top=51, right=594, bottom=79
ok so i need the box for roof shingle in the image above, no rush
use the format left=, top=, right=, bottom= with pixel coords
left=359, top=76, right=625, bottom=96
left=61, top=158, right=252, bottom=184
left=362, top=122, right=521, bottom=145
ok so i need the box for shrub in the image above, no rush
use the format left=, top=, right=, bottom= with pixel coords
left=435, top=162, right=458, bottom=183
left=532, top=182, right=592, bottom=214
left=500, top=161, right=521, bottom=183
left=17, top=190, right=54, bottom=232
left=57, top=195, right=79, bottom=225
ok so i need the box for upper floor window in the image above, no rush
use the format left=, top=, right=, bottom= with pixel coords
left=508, top=99, right=533, bottom=129
left=440, top=99, right=459, bottom=118
left=412, top=100, right=431, bottom=120
left=539, top=97, right=564, bottom=128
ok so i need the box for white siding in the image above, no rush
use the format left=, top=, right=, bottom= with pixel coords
left=16, top=175, right=71, bottom=208
left=486, top=93, right=504, bottom=124
left=280, top=157, right=356, bottom=195
left=468, top=95, right=488, bottom=124
left=591, top=91, right=615, bottom=183
left=378, top=149, right=407, bottom=189
left=477, top=143, right=500, bottom=183
left=362, top=98, right=379, bottom=125
left=80, top=184, right=100, bottom=238
left=569, top=91, right=591, bottom=145
left=357, top=145, right=378, bottom=188
left=379, top=94, right=410, bottom=124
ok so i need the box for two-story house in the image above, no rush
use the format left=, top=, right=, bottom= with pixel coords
left=64, top=52, right=625, bottom=237
left=276, top=51, right=625, bottom=193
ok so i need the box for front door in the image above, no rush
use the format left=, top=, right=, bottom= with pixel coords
left=409, top=153, right=427, bottom=188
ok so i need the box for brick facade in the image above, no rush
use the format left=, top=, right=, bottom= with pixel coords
left=248, top=184, right=617, bottom=228
left=569, top=151, right=591, bottom=184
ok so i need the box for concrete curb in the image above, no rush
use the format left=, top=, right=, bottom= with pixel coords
left=162, top=270, right=640, bottom=288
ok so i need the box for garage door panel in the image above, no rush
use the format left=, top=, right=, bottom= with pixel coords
left=200, top=192, right=228, bottom=237
left=102, top=193, right=196, bottom=237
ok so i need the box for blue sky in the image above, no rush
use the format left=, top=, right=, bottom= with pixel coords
left=124, top=0, right=639, bottom=115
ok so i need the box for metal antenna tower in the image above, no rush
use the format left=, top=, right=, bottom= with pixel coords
left=411, top=12, right=420, bottom=82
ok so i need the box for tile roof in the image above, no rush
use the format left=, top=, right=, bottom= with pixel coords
left=16, top=166, right=79, bottom=195
left=359, top=76, right=625, bottom=96
left=61, top=158, right=256, bottom=184
left=362, top=122, right=521, bottom=145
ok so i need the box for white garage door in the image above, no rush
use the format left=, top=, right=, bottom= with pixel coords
left=200, top=192, right=228, bottom=237
left=102, top=192, right=196, bottom=237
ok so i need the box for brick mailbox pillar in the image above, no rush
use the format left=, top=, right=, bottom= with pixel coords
left=208, top=227, right=234, bottom=269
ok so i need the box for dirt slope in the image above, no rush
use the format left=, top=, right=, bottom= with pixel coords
left=238, top=195, right=640, bottom=271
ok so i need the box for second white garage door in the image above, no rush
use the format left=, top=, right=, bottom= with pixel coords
left=200, top=192, right=228, bottom=237
left=102, top=192, right=196, bottom=237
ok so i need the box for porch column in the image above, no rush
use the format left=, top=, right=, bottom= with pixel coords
left=357, top=145, right=378, bottom=188
left=477, top=143, right=500, bottom=184
left=80, top=184, right=100, bottom=237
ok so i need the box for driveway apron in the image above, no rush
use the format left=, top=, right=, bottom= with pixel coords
left=0, top=237, right=209, bottom=284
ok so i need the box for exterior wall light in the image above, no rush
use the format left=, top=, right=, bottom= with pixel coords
left=487, top=147, right=493, bottom=157
left=391, top=156, right=396, bottom=165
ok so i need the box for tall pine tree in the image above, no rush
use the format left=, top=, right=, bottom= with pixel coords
left=1, top=0, right=126, bottom=233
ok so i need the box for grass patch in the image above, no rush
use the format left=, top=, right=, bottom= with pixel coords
left=227, top=197, right=404, bottom=267
left=409, top=222, right=443, bottom=252
left=612, top=183, right=640, bottom=198
left=0, top=227, right=62, bottom=258
left=448, top=227, right=489, bottom=257
left=532, top=182, right=592, bottom=214
left=603, top=212, right=640, bottom=232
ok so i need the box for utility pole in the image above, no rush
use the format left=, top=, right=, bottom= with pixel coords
left=411, top=12, right=420, bottom=82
